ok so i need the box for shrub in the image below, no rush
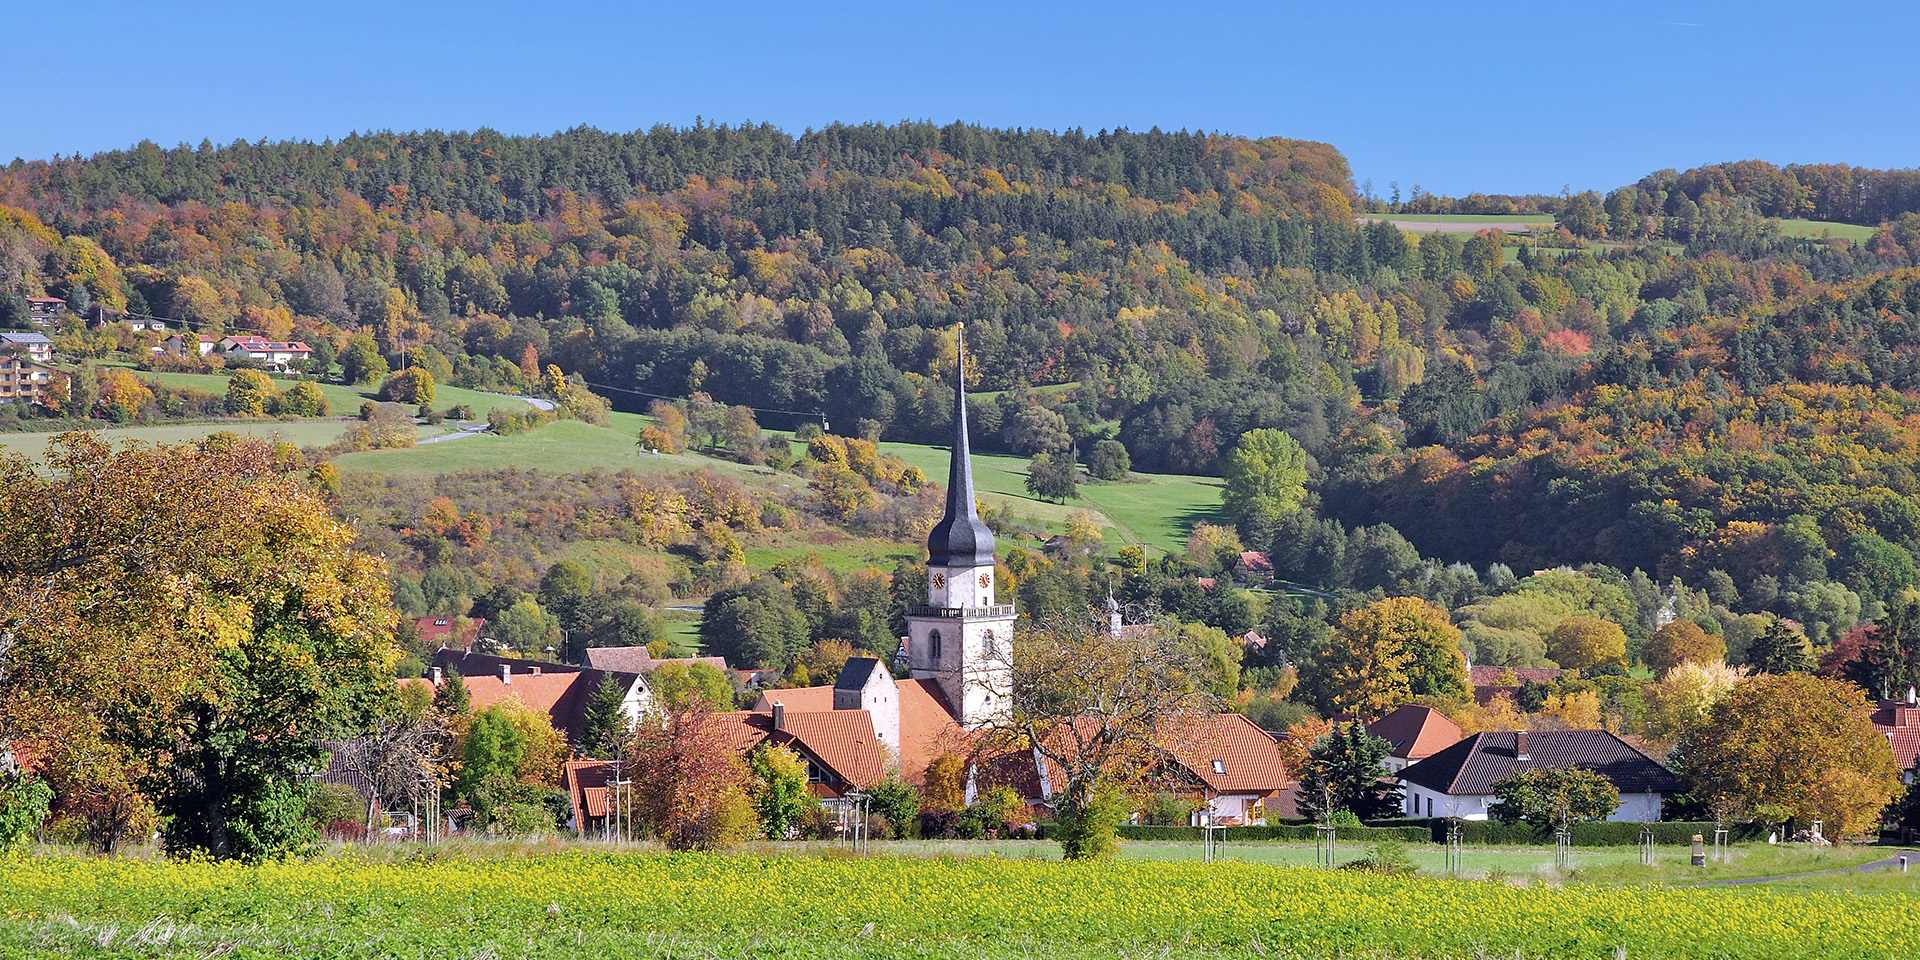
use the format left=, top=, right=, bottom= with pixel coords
left=0, top=773, right=54, bottom=852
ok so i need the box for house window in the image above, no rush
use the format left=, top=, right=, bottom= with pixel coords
left=804, top=760, right=824, bottom=783
left=1211, top=760, right=1226, bottom=775
left=1425, top=796, right=1432, bottom=817
left=928, top=630, right=942, bottom=659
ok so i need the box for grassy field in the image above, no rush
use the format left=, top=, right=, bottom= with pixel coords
left=0, top=419, right=358, bottom=461
left=332, top=420, right=778, bottom=479
left=1778, top=218, right=1877, bottom=242
left=128, top=370, right=534, bottom=417
left=878, top=440, right=1222, bottom=554
left=4, top=845, right=1915, bottom=960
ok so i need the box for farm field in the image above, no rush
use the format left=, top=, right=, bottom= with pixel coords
left=332, top=420, right=776, bottom=478
left=4, top=849, right=1915, bottom=960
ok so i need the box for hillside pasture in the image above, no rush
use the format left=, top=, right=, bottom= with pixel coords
left=0, top=419, right=357, bottom=461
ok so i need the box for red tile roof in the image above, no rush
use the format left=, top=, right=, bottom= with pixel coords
left=1169, top=713, right=1290, bottom=795
left=710, top=710, right=888, bottom=798
left=1365, top=704, right=1463, bottom=761
left=897, top=678, right=966, bottom=784
left=752, top=685, right=834, bottom=713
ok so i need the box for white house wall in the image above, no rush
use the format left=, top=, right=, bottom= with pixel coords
left=1400, top=782, right=1664, bottom=823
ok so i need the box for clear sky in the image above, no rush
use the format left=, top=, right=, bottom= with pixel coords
left=12, top=0, right=1916, bottom=198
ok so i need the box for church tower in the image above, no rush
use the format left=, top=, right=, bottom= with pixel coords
left=907, top=326, right=1015, bottom=728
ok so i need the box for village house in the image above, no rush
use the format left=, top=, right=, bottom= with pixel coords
left=25, top=297, right=65, bottom=325
left=215, top=335, right=312, bottom=371
left=583, top=645, right=731, bottom=675
left=1872, top=688, right=1920, bottom=781
left=1366, top=703, right=1464, bottom=773
left=162, top=333, right=218, bottom=357
left=1396, top=729, right=1679, bottom=822
left=421, top=649, right=650, bottom=749
left=413, top=615, right=488, bottom=651
left=0, top=331, right=54, bottom=365
left=0, top=356, right=66, bottom=405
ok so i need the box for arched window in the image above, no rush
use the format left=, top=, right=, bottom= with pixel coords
left=982, top=630, right=997, bottom=656
left=928, top=629, right=942, bottom=659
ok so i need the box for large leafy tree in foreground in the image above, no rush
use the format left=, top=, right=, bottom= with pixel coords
left=0, top=434, right=395, bottom=858
left=986, top=615, right=1223, bottom=860
left=1677, top=673, right=1899, bottom=839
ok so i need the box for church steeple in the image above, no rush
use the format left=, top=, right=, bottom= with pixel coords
left=925, top=324, right=996, bottom=569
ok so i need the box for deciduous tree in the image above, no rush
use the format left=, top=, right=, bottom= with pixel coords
left=983, top=615, right=1222, bottom=860
left=1488, top=767, right=1619, bottom=829
left=1679, top=673, right=1900, bottom=837
left=0, top=434, right=395, bottom=859
left=1644, top=619, right=1726, bottom=677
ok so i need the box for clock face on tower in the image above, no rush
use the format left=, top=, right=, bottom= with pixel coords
left=978, top=572, right=992, bottom=589
left=931, top=573, right=946, bottom=589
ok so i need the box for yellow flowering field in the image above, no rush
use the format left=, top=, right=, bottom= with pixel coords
left=2, top=851, right=1915, bottom=959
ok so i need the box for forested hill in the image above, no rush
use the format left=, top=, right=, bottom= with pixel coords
left=9, top=121, right=1920, bottom=603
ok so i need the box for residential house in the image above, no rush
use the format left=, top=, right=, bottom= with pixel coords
left=414, top=615, right=487, bottom=651
left=563, top=701, right=888, bottom=834
left=0, top=332, right=53, bottom=364
left=1872, top=688, right=1920, bottom=781
left=216, top=335, right=312, bottom=371
left=583, top=645, right=731, bottom=675
left=422, top=650, right=649, bottom=749
left=1164, top=713, right=1292, bottom=825
left=1366, top=704, right=1464, bottom=773
left=163, top=333, right=218, bottom=357
left=1397, top=729, right=1679, bottom=822
left=25, top=297, right=64, bottom=324
left=0, top=356, right=66, bottom=405
left=1234, top=550, right=1274, bottom=585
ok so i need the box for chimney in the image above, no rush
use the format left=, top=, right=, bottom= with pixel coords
left=771, top=701, right=786, bottom=731
left=500, top=665, right=512, bottom=685
left=430, top=666, right=443, bottom=685
left=1515, top=730, right=1530, bottom=761
left=1908, top=686, right=1916, bottom=706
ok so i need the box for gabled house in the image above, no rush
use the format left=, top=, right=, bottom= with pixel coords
left=1367, top=704, right=1464, bottom=773
left=1397, top=729, right=1679, bottom=822
left=583, top=645, right=731, bottom=675
left=216, top=335, right=312, bottom=371
left=422, top=650, right=649, bottom=750
left=1163, top=712, right=1292, bottom=825
left=1872, top=689, right=1920, bottom=780
left=414, top=615, right=487, bottom=650
left=163, top=333, right=218, bottom=357
left=0, top=331, right=53, bottom=364
left=25, top=297, right=65, bottom=325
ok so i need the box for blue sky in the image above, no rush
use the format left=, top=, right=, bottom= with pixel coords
left=13, top=0, right=1916, bottom=197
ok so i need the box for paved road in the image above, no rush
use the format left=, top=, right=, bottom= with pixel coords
left=1687, top=849, right=1920, bottom=886
left=517, top=395, right=556, bottom=411
left=417, top=421, right=489, bottom=444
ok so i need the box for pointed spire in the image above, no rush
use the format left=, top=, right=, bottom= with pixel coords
left=925, top=325, right=996, bottom=568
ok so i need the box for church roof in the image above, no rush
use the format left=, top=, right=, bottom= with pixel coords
left=925, top=326, right=996, bottom=568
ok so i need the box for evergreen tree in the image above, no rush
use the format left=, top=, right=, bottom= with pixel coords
left=1295, top=723, right=1402, bottom=821
left=579, top=673, right=630, bottom=759
left=1749, top=617, right=1816, bottom=675
left=432, top=670, right=471, bottom=718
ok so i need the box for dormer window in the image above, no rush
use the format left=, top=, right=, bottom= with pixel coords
left=1211, top=760, right=1226, bottom=775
